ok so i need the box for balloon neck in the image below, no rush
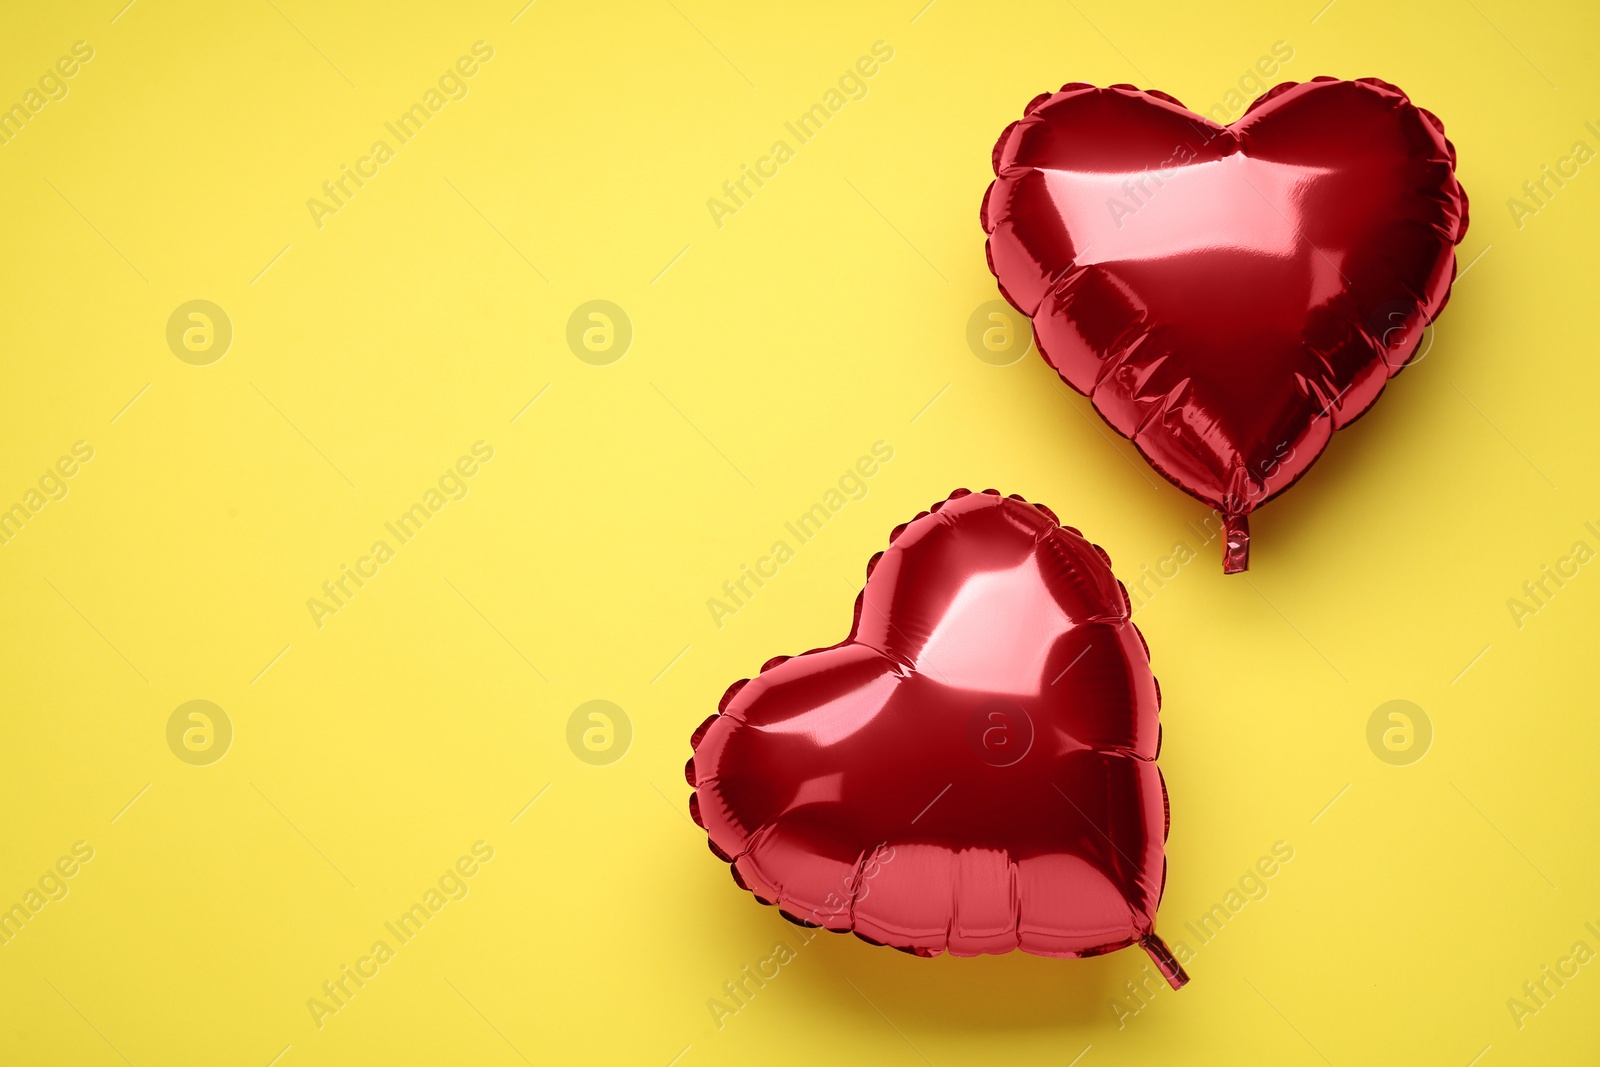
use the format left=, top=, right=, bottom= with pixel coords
left=1222, top=512, right=1249, bottom=574
left=1142, top=934, right=1190, bottom=990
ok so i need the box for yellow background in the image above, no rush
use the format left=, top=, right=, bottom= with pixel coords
left=1, top=0, right=1596, bottom=1063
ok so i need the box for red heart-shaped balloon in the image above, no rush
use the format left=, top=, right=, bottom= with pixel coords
left=687, top=489, right=1187, bottom=987
left=982, top=78, right=1469, bottom=571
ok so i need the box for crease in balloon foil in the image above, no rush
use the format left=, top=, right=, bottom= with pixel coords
left=685, top=489, right=1188, bottom=989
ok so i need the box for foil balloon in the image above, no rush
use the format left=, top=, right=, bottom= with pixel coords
left=687, top=489, right=1187, bottom=988
left=982, top=78, right=1469, bottom=571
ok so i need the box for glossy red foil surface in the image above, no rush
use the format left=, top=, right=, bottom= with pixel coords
left=982, top=78, right=1469, bottom=572
left=687, top=490, right=1187, bottom=988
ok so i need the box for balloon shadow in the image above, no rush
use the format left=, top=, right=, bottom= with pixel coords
left=1255, top=314, right=1474, bottom=564
left=721, top=901, right=1135, bottom=1036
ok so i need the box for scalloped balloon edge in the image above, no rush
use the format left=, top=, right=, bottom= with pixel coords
left=976, top=78, right=1472, bottom=567
left=683, top=487, right=1178, bottom=971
